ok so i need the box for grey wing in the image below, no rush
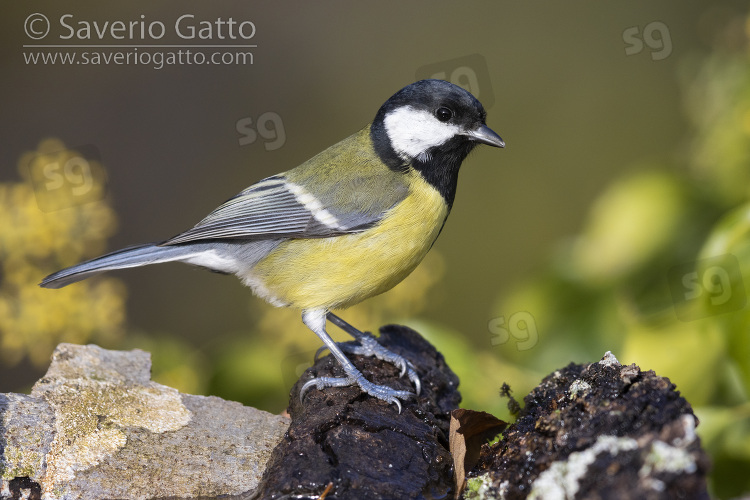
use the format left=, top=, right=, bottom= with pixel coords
left=163, top=174, right=397, bottom=246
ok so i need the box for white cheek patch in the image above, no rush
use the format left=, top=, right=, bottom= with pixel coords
left=383, top=106, right=462, bottom=161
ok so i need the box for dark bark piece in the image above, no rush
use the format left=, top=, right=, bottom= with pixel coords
left=254, top=324, right=462, bottom=500
left=469, top=352, right=711, bottom=500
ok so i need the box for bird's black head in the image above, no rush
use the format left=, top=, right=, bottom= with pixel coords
left=371, top=79, right=504, bottom=209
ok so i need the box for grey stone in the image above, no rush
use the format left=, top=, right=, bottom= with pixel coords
left=0, top=394, right=56, bottom=481
left=0, top=343, right=290, bottom=500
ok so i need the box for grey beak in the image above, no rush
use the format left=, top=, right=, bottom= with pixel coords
left=467, top=124, right=505, bottom=148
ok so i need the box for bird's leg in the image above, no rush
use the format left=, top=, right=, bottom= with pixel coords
left=315, top=312, right=421, bottom=395
left=300, top=309, right=416, bottom=412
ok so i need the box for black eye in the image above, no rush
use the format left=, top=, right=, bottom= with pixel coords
left=436, top=107, right=453, bottom=122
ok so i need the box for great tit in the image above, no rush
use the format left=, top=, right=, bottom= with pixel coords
left=40, top=79, right=504, bottom=411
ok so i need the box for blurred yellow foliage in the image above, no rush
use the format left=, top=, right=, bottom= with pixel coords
left=566, top=171, right=687, bottom=285
left=0, top=139, right=126, bottom=367
left=121, top=332, right=210, bottom=396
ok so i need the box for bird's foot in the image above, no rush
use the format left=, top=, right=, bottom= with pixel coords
left=315, top=331, right=421, bottom=395
left=300, top=370, right=416, bottom=413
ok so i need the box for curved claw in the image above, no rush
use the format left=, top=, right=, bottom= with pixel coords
left=392, top=399, right=402, bottom=414
left=299, top=379, right=314, bottom=403
left=314, top=345, right=329, bottom=362
left=409, top=370, right=422, bottom=396
left=396, top=360, right=407, bottom=377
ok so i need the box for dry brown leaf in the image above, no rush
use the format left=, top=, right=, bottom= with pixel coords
left=449, top=408, right=507, bottom=499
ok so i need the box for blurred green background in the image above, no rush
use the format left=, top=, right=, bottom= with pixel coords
left=2, top=1, right=750, bottom=497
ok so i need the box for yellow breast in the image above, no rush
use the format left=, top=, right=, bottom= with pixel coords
left=246, top=170, right=449, bottom=311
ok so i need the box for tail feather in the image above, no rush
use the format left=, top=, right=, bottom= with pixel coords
left=40, top=243, right=199, bottom=289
